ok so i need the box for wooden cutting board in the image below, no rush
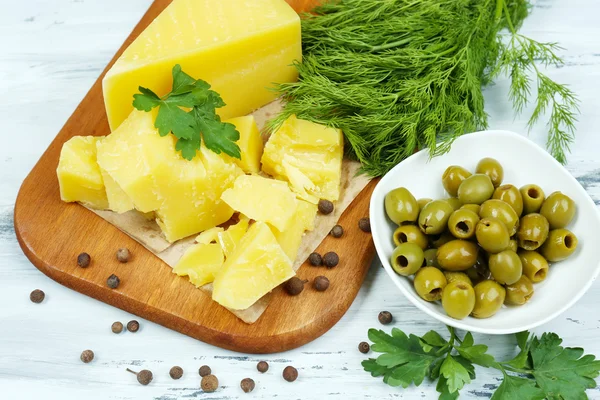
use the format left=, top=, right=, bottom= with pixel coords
left=13, top=0, right=376, bottom=354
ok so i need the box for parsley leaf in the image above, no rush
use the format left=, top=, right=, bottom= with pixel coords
left=457, top=332, right=497, bottom=368
left=491, top=375, right=544, bottom=400
left=132, top=64, right=240, bottom=160
left=440, top=355, right=472, bottom=393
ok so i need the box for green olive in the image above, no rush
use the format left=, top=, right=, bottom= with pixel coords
left=458, top=174, right=495, bottom=205
left=442, top=281, right=476, bottom=320
left=475, top=157, right=504, bottom=188
left=466, top=262, right=493, bottom=285
left=424, top=248, right=440, bottom=268
left=516, top=213, right=549, bottom=251
left=471, top=280, right=506, bottom=319
left=447, top=209, right=480, bottom=239
left=505, top=275, right=534, bottom=306
left=518, top=250, right=549, bottom=283
left=493, top=184, right=524, bottom=216
left=520, top=184, right=545, bottom=214
left=460, top=204, right=481, bottom=214
left=430, top=232, right=454, bottom=248
left=475, top=217, right=510, bottom=253
left=479, top=199, right=519, bottom=236
left=385, top=187, right=419, bottom=225
left=443, top=271, right=473, bottom=286
left=488, top=250, right=523, bottom=285
left=436, top=240, right=479, bottom=271
left=443, top=197, right=463, bottom=211
left=418, top=200, right=454, bottom=235
left=508, top=239, right=518, bottom=253
left=442, top=165, right=472, bottom=197
left=540, top=191, right=576, bottom=229
left=417, top=198, right=433, bottom=211
left=391, top=243, right=425, bottom=276
left=393, top=225, right=429, bottom=250
left=414, top=267, right=447, bottom=301
left=539, top=228, right=578, bottom=262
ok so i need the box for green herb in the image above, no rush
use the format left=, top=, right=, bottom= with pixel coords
left=363, top=327, right=600, bottom=399
left=132, top=64, right=240, bottom=160
left=274, top=0, right=578, bottom=176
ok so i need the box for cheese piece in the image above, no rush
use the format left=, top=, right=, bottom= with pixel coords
left=220, top=175, right=298, bottom=231
left=212, top=222, right=294, bottom=310
left=269, top=199, right=317, bottom=260
left=222, top=116, right=263, bottom=174
left=103, top=0, right=301, bottom=131
left=217, top=216, right=250, bottom=257
left=99, top=166, right=134, bottom=213
left=173, top=243, right=224, bottom=287
left=297, top=200, right=318, bottom=231
left=261, top=115, right=344, bottom=201
left=196, top=227, right=224, bottom=244
left=57, top=136, right=108, bottom=209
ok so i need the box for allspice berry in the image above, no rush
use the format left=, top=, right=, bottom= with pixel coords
left=359, top=217, right=371, bottom=233
left=308, top=252, right=322, bottom=266
left=318, top=199, right=334, bottom=215
left=284, top=277, right=307, bottom=296
left=199, top=365, right=211, bottom=377
left=358, top=342, right=370, bottom=354
left=111, top=321, right=124, bottom=334
left=107, top=274, right=120, bottom=289
left=323, top=252, right=339, bottom=268
left=127, top=368, right=153, bottom=385
left=283, top=366, right=298, bottom=382
left=313, top=276, right=330, bottom=292
left=127, top=320, right=140, bottom=333
left=77, top=252, right=91, bottom=268
left=201, top=374, right=219, bottom=393
left=29, top=289, right=45, bottom=304
left=80, top=350, right=94, bottom=363
left=330, top=225, right=344, bottom=238
left=240, top=378, right=255, bottom=393
left=170, top=366, right=183, bottom=380
left=378, top=311, right=393, bottom=325
left=116, top=248, right=131, bottom=263
left=257, top=361, right=269, bottom=373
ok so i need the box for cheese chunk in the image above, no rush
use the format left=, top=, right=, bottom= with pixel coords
left=212, top=222, right=294, bottom=310
left=196, top=227, right=224, bottom=244
left=57, top=136, right=108, bottom=209
left=269, top=199, right=317, bottom=260
left=173, top=243, right=224, bottom=287
left=217, top=216, right=250, bottom=257
left=222, top=116, right=263, bottom=174
left=99, top=166, right=134, bottom=213
left=261, top=115, right=344, bottom=201
left=221, top=175, right=298, bottom=231
left=103, top=0, right=301, bottom=131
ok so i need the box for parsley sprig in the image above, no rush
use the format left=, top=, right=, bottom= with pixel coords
left=363, top=327, right=600, bottom=399
left=132, top=64, right=240, bottom=160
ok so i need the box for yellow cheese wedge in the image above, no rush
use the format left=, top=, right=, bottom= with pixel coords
left=99, top=166, right=134, bottom=213
left=103, top=0, right=301, bottom=131
left=222, top=116, right=264, bottom=174
left=217, top=216, right=250, bottom=257
left=297, top=200, right=318, bottom=231
left=196, top=227, right=224, bottom=244
left=212, top=222, right=294, bottom=310
left=220, top=174, right=298, bottom=231
left=269, top=199, right=317, bottom=260
left=57, top=136, right=108, bottom=209
left=261, top=115, right=344, bottom=201
left=173, top=243, right=224, bottom=287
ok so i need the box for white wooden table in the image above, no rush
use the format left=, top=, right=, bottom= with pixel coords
left=1, top=0, right=599, bottom=399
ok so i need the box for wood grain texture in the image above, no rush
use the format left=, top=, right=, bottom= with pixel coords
left=13, top=0, right=375, bottom=354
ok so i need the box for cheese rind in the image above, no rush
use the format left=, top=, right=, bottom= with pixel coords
left=173, top=242, right=224, bottom=287
left=222, top=116, right=263, bottom=174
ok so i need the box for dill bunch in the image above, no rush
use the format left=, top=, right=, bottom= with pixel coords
left=274, top=0, right=578, bottom=176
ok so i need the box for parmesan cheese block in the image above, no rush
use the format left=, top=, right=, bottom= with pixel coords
left=269, top=199, right=317, bottom=260
left=222, top=116, right=264, bottom=174
left=99, top=166, right=134, bottom=214
left=103, top=0, right=301, bottom=131
left=217, top=216, right=250, bottom=257
left=173, top=243, right=224, bottom=288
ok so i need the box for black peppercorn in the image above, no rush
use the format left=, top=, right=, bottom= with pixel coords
left=116, top=248, right=131, bottom=263
left=170, top=366, right=183, bottom=380
left=111, top=321, right=123, bottom=334
left=359, top=217, right=371, bottom=233
left=358, top=341, right=370, bottom=354
left=240, top=378, right=255, bottom=393
left=107, top=274, right=120, bottom=289
left=201, top=374, right=219, bottom=392
left=199, top=365, right=212, bottom=377
left=127, top=368, right=153, bottom=385
left=80, top=350, right=94, bottom=363
left=323, top=252, right=339, bottom=268
left=283, top=366, right=298, bottom=382
left=330, top=225, right=344, bottom=238
left=127, top=320, right=140, bottom=333
left=308, top=252, right=322, bottom=266
left=378, top=311, right=393, bottom=325
left=30, top=289, right=45, bottom=304
left=257, top=361, right=269, bottom=373
left=77, top=252, right=91, bottom=268
left=284, top=277, right=307, bottom=296
left=313, top=276, right=330, bottom=292
left=318, top=199, right=334, bottom=215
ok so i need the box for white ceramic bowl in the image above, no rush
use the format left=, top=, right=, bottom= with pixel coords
left=370, top=130, right=600, bottom=334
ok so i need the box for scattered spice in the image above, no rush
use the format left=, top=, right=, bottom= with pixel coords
left=284, top=277, right=308, bottom=296
left=358, top=341, right=370, bottom=354
left=111, top=321, right=124, bottom=334
left=378, top=311, right=393, bottom=325
left=318, top=199, right=334, bottom=215
left=116, top=248, right=131, bottom=263
left=201, top=374, right=219, bottom=392
left=283, top=366, right=298, bottom=382
left=323, top=252, right=339, bottom=268
left=199, top=365, right=212, bottom=377
left=170, top=366, right=183, bottom=380
left=313, top=276, right=330, bottom=292
left=330, top=224, right=344, bottom=238
left=308, top=252, right=322, bottom=266
left=80, top=350, right=94, bottom=363
left=127, top=368, right=153, bottom=385
left=77, top=252, right=91, bottom=268
left=127, top=320, right=140, bottom=333
left=107, top=274, right=120, bottom=289
left=257, top=361, right=269, bottom=373
left=29, top=289, right=45, bottom=304
left=359, top=217, right=371, bottom=233
left=240, top=378, right=255, bottom=393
